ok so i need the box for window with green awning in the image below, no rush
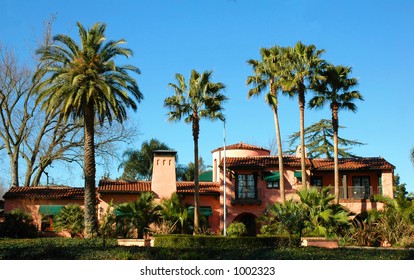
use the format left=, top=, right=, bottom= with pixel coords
left=187, top=206, right=212, bottom=217
left=263, top=172, right=280, bottom=181
left=38, top=205, right=64, bottom=216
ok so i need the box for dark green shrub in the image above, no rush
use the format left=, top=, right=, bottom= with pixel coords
left=154, top=234, right=299, bottom=249
left=53, top=204, right=85, bottom=237
left=1, top=208, right=38, bottom=238
left=115, top=192, right=160, bottom=238
left=226, top=222, right=247, bottom=237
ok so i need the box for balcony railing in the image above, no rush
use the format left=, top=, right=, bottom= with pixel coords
left=314, top=185, right=379, bottom=200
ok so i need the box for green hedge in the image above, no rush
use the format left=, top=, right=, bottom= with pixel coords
left=154, top=234, right=300, bottom=249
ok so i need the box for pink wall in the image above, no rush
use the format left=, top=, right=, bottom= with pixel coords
left=180, top=194, right=221, bottom=234
left=4, top=198, right=83, bottom=234
left=151, top=151, right=178, bottom=199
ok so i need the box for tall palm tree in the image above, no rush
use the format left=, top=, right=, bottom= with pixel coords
left=309, top=64, right=363, bottom=203
left=246, top=46, right=287, bottom=203
left=34, top=22, right=143, bottom=237
left=281, top=42, right=326, bottom=189
left=164, top=69, right=227, bottom=233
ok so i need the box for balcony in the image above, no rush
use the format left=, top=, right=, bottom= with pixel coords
left=312, top=185, right=381, bottom=200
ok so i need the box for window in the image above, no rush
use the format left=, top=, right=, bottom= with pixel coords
left=311, top=176, right=323, bottom=187
left=236, top=174, right=257, bottom=199
left=263, top=172, right=279, bottom=189
left=267, top=181, right=279, bottom=189
left=41, top=215, right=54, bottom=231
left=352, top=176, right=371, bottom=199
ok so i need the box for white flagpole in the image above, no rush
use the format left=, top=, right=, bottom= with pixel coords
left=223, top=120, right=227, bottom=236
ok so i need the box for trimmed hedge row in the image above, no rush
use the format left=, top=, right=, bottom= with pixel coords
left=154, top=234, right=300, bottom=249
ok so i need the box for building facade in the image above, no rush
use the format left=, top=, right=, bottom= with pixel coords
left=2, top=142, right=395, bottom=236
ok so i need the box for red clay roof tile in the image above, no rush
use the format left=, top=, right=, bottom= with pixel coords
left=311, top=157, right=395, bottom=170
left=3, top=186, right=84, bottom=200
left=212, top=142, right=270, bottom=153
left=98, top=179, right=151, bottom=193
left=222, top=155, right=309, bottom=169
left=176, top=182, right=220, bottom=194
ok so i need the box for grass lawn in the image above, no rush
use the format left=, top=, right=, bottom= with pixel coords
left=1, top=238, right=414, bottom=260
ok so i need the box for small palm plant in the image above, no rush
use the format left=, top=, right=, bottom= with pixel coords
left=115, top=192, right=160, bottom=238
left=53, top=204, right=85, bottom=238
left=296, top=187, right=350, bottom=237
left=159, top=193, right=189, bottom=234
left=260, top=199, right=305, bottom=240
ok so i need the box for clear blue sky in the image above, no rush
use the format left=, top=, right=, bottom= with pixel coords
left=1, top=0, right=414, bottom=191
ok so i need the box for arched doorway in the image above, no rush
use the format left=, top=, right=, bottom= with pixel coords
left=233, top=213, right=257, bottom=236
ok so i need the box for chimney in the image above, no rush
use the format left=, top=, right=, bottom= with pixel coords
left=151, top=150, right=177, bottom=199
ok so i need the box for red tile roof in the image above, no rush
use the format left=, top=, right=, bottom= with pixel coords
left=98, top=179, right=151, bottom=193
left=222, top=155, right=310, bottom=169
left=212, top=142, right=270, bottom=153
left=3, top=186, right=84, bottom=200
left=176, top=182, right=220, bottom=195
left=311, top=157, right=395, bottom=171
left=98, top=179, right=220, bottom=195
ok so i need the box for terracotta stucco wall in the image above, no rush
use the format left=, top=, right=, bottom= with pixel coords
left=180, top=194, right=221, bottom=234
left=4, top=198, right=84, bottom=231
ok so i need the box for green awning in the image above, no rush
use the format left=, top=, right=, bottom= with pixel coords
left=263, top=172, right=280, bottom=181
left=39, top=205, right=64, bottom=216
left=188, top=206, right=212, bottom=217
left=294, top=171, right=302, bottom=178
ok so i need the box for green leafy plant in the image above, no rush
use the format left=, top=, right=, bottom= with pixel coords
left=260, top=199, right=305, bottom=238
left=53, top=204, right=85, bottom=237
left=115, top=192, right=160, bottom=238
left=159, top=193, right=189, bottom=234
left=99, top=201, right=117, bottom=247
left=297, top=186, right=350, bottom=237
left=226, top=222, right=247, bottom=237
left=0, top=208, right=38, bottom=238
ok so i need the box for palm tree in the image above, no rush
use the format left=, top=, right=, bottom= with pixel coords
left=280, top=42, right=326, bottom=189
left=309, top=64, right=363, bottom=203
left=34, top=22, right=143, bottom=237
left=246, top=46, right=287, bottom=203
left=164, top=69, right=227, bottom=233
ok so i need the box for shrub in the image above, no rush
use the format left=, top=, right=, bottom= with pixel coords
left=260, top=199, right=305, bottom=238
left=53, top=204, right=85, bottom=237
left=154, top=234, right=299, bottom=249
left=115, top=192, right=161, bottom=238
left=226, top=221, right=247, bottom=237
left=0, top=208, right=38, bottom=238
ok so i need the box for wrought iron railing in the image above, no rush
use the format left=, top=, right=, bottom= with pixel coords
left=311, top=185, right=376, bottom=200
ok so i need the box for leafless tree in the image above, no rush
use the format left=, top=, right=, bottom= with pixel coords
left=0, top=21, right=138, bottom=187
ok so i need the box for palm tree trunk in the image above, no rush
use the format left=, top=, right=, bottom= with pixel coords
left=272, top=105, right=285, bottom=204
left=192, top=116, right=200, bottom=234
left=298, top=90, right=307, bottom=189
left=332, top=104, right=340, bottom=204
left=84, top=103, right=98, bottom=238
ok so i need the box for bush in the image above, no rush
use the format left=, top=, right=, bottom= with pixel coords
left=0, top=208, right=38, bottom=238
left=154, top=234, right=299, bottom=249
left=226, top=222, right=247, bottom=237
left=53, top=204, right=85, bottom=237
